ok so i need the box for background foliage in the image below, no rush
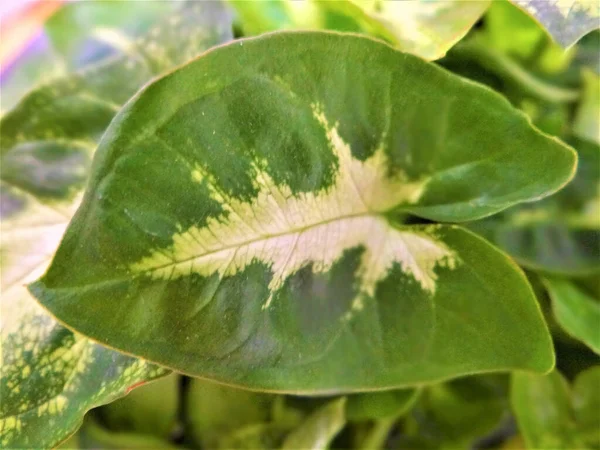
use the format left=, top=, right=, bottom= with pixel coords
left=0, top=0, right=598, bottom=449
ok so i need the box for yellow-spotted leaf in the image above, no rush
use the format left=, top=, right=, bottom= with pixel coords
left=32, top=32, right=575, bottom=393
left=0, top=176, right=168, bottom=449
left=0, top=1, right=233, bottom=154
left=511, top=0, right=600, bottom=47
left=0, top=2, right=233, bottom=448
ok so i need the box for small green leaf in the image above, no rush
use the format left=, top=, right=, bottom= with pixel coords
left=402, top=375, right=509, bottom=449
left=573, top=366, right=600, bottom=446
left=347, top=389, right=420, bottom=449
left=99, top=374, right=179, bottom=439
left=511, top=0, right=600, bottom=47
left=33, top=32, right=569, bottom=392
left=217, top=423, right=291, bottom=450
left=469, top=137, right=599, bottom=276
left=574, top=69, right=600, bottom=145
left=281, top=398, right=346, bottom=450
left=484, top=0, right=554, bottom=61
left=187, top=379, right=274, bottom=449
left=544, top=277, right=600, bottom=354
left=511, top=368, right=600, bottom=449
left=229, top=0, right=489, bottom=60
left=76, top=416, right=180, bottom=450
left=483, top=0, right=576, bottom=71
left=346, top=389, right=419, bottom=421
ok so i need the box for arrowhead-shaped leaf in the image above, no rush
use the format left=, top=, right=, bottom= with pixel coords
left=0, top=2, right=233, bottom=448
left=511, top=0, right=600, bottom=47
left=32, top=32, right=574, bottom=393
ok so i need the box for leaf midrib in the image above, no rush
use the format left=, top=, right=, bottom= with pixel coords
left=136, top=208, right=393, bottom=274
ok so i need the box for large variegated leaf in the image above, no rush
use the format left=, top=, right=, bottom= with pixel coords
left=511, top=0, right=600, bottom=47
left=0, top=2, right=233, bottom=448
left=32, top=32, right=575, bottom=392
left=229, top=0, right=489, bottom=60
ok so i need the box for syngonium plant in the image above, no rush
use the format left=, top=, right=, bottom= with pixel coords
left=0, top=0, right=598, bottom=449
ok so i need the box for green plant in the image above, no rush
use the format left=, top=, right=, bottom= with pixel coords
left=1, top=1, right=598, bottom=449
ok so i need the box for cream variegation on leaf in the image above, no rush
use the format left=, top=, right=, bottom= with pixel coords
left=132, top=106, right=457, bottom=313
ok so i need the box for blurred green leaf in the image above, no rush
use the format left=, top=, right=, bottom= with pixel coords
left=483, top=0, right=577, bottom=74
left=483, top=0, right=547, bottom=60
left=511, top=0, right=600, bottom=47
left=574, top=69, right=600, bottom=144
left=186, top=379, right=346, bottom=449
left=77, top=417, right=180, bottom=450
left=513, top=370, right=574, bottom=448
left=573, top=30, right=600, bottom=75
left=229, top=0, right=489, bottom=60
left=100, top=374, right=179, bottom=439
left=0, top=1, right=179, bottom=113
left=444, top=39, right=579, bottom=104
left=347, top=389, right=420, bottom=450
left=186, top=379, right=273, bottom=449
left=346, top=389, right=419, bottom=421
left=44, top=1, right=175, bottom=70
left=281, top=398, right=346, bottom=450
left=217, top=423, right=291, bottom=450
left=512, top=368, right=600, bottom=449
left=400, top=375, right=509, bottom=449
left=573, top=366, right=600, bottom=446
left=0, top=1, right=233, bottom=154
left=544, top=277, right=600, bottom=354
